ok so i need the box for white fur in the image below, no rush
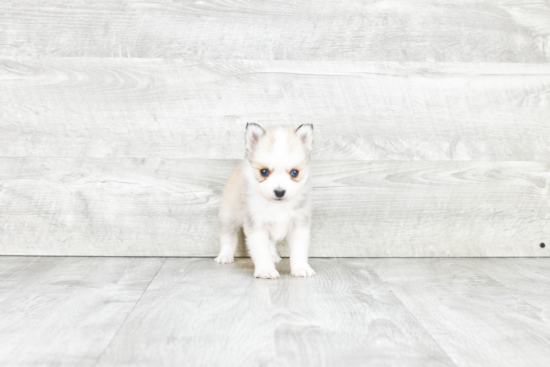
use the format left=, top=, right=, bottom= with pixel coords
left=215, top=124, right=315, bottom=278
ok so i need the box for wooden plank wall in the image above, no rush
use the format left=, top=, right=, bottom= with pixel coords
left=0, top=0, right=549, bottom=256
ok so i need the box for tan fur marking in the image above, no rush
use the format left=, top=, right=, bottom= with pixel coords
left=289, top=157, right=309, bottom=182
left=249, top=125, right=309, bottom=183
left=261, top=126, right=276, bottom=152
left=251, top=161, right=269, bottom=182
left=249, top=126, right=276, bottom=163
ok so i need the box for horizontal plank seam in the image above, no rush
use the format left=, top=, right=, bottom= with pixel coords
left=1, top=256, right=549, bottom=260
left=1, top=57, right=550, bottom=68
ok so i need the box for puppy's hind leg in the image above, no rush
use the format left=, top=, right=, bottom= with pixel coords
left=215, top=225, right=238, bottom=264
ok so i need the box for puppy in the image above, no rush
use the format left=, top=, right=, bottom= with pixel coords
left=215, top=123, right=315, bottom=279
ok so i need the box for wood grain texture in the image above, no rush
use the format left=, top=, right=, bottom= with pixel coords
left=370, top=258, right=550, bottom=367
left=96, top=258, right=455, bottom=367
left=6, top=258, right=547, bottom=366
left=469, top=258, right=550, bottom=311
left=268, top=259, right=454, bottom=367
left=1, top=0, right=549, bottom=62
left=1, top=58, right=549, bottom=160
left=96, top=258, right=277, bottom=367
left=0, top=256, right=164, bottom=367
left=1, top=158, right=548, bottom=257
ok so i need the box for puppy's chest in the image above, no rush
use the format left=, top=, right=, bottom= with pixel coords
left=254, top=204, right=294, bottom=242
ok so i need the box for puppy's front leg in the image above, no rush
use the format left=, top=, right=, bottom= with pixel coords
left=215, top=226, right=238, bottom=264
left=288, top=224, right=315, bottom=277
left=245, top=228, right=280, bottom=279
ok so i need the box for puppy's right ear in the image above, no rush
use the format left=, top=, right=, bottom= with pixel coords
left=245, top=123, right=264, bottom=152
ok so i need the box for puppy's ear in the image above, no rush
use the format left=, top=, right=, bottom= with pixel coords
left=296, top=124, right=313, bottom=151
left=245, top=123, right=264, bottom=152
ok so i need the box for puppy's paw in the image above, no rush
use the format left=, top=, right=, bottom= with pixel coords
left=254, top=267, right=280, bottom=279
left=291, top=264, right=316, bottom=277
left=271, top=254, right=282, bottom=263
left=214, top=255, right=234, bottom=264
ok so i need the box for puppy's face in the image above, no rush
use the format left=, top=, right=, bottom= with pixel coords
left=245, top=124, right=313, bottom=203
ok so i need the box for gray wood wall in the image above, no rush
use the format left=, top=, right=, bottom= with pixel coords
left=1, top=0, right=549, bottom=257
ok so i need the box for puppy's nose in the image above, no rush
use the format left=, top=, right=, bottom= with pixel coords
left=274, top=189, right=285, bottom=198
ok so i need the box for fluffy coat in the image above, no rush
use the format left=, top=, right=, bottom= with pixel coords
left=215, top=124, right=315, bottom=278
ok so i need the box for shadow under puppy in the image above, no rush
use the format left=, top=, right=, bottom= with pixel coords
left=215, top=123, right=315, bottom=278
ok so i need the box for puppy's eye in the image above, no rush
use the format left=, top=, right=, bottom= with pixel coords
left=290, top=169, right=299, bottom=178
left=260, top=169, right=270, bottom=177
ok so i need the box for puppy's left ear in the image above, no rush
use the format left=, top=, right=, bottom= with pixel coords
left=296, top=124, right=313, bottom=151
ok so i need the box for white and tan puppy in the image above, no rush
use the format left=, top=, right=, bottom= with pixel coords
left=215, top=123, right=315, bottom=279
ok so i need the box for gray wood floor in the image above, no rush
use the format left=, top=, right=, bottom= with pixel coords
left=1, top=257, right=549, bottom=367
